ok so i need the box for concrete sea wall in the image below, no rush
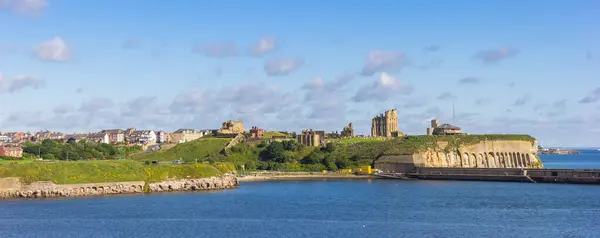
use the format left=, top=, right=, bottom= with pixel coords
left=0, top=175, right=238, bottom=199
left=375, top=140, right=542, bottom=173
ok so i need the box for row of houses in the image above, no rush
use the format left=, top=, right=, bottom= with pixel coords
left=0, top=128, right=212, bottom=145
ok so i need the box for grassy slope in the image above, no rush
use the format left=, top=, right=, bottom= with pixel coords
left=262, top=131, right=292, bottom=139
left=384, top=134, right=536, bottom=155
left=0, top=160, right=225, bottom=184
left=133, top=137, right=232, bottom=162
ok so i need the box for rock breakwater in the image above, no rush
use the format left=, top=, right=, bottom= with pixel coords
left=0, top=175, right=238, bottom=199
left=148, top=174, right=238, bottom=192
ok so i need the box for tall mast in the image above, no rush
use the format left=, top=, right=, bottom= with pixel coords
left=452, top=100, right=456, bottom=125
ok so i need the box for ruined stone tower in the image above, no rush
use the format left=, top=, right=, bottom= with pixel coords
left=371, top=109, right=401, bottom=137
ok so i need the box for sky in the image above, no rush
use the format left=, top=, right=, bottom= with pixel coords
left=0, top=0, right=599, bottom=147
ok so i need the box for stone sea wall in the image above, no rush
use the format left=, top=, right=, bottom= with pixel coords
left=415, top=140, right=542, bottom=168
left=148, top=174, right=238, bottom=192
left=0, top=175, right=238, bottom=199
left=375, top=140, right=542, bottom=173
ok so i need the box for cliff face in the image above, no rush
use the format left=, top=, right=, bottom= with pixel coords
left=0, top=175, right=239, bottom=199
left=375, top=139, right=542, bottom=173
left=416, top=140, right=542, bottom=168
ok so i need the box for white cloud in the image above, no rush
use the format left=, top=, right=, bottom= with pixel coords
left=264, top=58, right=302, bottom=76
left=0, top=73, right=44, bottom=93
left=250, top=36, right=276, bottom=56
left=361, top=50, right=408, bottom=76
left=353, top=72, right=413, bottom=102
left=35, top=37, right=71, bottom=62
left=0, top=0, right=48, bottom=15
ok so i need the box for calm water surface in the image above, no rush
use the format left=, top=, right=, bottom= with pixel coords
left=1, top=152, right=600, bottom=238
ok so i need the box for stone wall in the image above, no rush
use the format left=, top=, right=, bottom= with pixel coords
left=148, top=174, right=238, bottom=192
left=0, top=179, right=145, bottom=199
left=375, top=140, right=542, bottom=173
left=0, top=175, right=238, bottom=199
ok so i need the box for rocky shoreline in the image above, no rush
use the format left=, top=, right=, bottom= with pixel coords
left=0, top=175, right=238, bottom=199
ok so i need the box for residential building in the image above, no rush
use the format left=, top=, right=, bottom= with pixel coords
left=156, top=130, right=168, bottom=143
left=0, top=134, right=11, bottom=144
left=371, top=109, right=402, bottom=138
left=170, top=129, right=203, bottom=143
left=130, top=130, right=157, bottom=144
left=0, top=144, right=23, bottom=158
left=101, top=129, right=125, bottom=143
left=8, top=132, right=25, bottom=143
left=87, top=133, right=110, bottom=144
left=248, top=126, right=264, bottom=139
left=35, top=130, right=64, bottom=140
left=64, top=134, right=89, bottom=143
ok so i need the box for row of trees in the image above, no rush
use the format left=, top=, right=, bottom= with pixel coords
left=238, top=140, right=367, bottom=171
left=22, top=139, right=142, bottom=160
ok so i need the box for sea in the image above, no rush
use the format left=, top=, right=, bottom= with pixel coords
left=1, top=150, right=600, bottom=238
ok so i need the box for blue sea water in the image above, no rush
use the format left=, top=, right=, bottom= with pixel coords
left=1, top=151, right=600, bottom=238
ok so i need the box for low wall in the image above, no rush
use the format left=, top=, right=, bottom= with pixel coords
left=0, top=175, right=239, bottom=199
left=405, top=167, right=600, bottom=185
left=0, top=179, right=145, bottom=199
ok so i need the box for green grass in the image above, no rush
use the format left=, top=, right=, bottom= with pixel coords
left=262, top=131, right=292, bottom=139
left=0, top=158, right=35, bottom=165
left=133, top=137, right=232, bottom=163
left=0, top=160, right=226, bottom=184
left=383, top=134, right=536, bottom=155
left=333, top=137, right=388, bottom=144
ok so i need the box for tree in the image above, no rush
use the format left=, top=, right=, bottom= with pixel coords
left=245, top=161, right=257, bottom=170
left=259, top=142, right=286, bottom=162
left=323, top=157, right=338, bottom=170
left=335, top=157, right=350, bottom=169
left=282, top=140, right=298, bottom=151
left=302, top=151, right=323, bottom=164
left=322, top=142, right=337, bottom=153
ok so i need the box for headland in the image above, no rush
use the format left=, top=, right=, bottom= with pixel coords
left=2, top=108, right=597, bottom=200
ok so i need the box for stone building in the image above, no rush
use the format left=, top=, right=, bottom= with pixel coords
left=297, top=129, right=322, bottom=147
left=217, top=120, right=244, bottom=135
left=341, top=123, right=354, bottom=137
left=248, top=126, right=264, bottom=139
left=371, top=109, right=402, bottom=137
left=427, top=119, right=465, bottom=135
left=170, top=129, right=203, bottom=143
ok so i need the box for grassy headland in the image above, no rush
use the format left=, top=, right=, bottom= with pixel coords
left=0, top=160, right=232, bottom=184
left=132, top=137, right=231, bottom=163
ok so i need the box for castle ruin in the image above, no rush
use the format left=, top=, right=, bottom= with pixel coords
left=371, top=109, right=402, bottom=138
left=217, top=120, right=244, bottom=135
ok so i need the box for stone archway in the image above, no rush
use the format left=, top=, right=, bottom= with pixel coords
left=496, top=152, right=503, bottom=167
left=478, top=153, right=485, bottom=168
left=488, top=152, right=496, bottom=168
left=463, top=153, right=470, bottom=167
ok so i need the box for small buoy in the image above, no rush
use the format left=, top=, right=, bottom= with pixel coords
left=362, top=225, right=366, bottom=228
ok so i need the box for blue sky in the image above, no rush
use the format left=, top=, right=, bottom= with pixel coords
left=0, top=0, right=599, bottom=146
